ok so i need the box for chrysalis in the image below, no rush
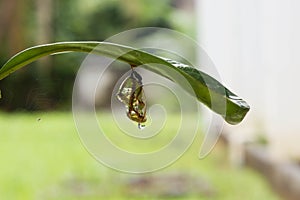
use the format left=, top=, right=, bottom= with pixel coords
left=116, top=70, right=147, bottom=129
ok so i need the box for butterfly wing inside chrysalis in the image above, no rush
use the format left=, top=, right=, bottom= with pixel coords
left=116, top=70, right=147, bottom=128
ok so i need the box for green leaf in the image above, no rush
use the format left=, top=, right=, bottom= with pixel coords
left=0, top=42, right=250, bottom=124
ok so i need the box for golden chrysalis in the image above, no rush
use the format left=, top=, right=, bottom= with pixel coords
left=116, top=70, right=147, bottom=129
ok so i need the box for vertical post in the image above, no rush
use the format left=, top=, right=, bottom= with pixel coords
left=197, top=0, right=300, bottom=163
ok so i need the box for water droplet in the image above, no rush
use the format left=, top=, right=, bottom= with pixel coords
left=228, top=95, right=242, bottom=100
left=138, top=123, right=145, bottom=130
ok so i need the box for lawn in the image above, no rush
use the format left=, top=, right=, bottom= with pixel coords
left=0, top=112, right=279, bottom=200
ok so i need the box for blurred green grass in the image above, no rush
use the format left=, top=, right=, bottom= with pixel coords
left=0, top=112, right=279, bottom=200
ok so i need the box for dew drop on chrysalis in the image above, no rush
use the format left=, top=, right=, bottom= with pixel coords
left=138, top=123, right=145, bottom=130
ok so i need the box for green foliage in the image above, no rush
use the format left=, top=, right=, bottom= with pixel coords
left=0, top=112, right=279, bottom=200
left=0, top=0, right=174, bottom=110
left=0, top=42, right=249, bottom=124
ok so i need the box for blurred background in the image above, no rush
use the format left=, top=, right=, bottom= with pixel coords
left=198, top=0, right=300, bottom=199
left=2, top=0, right=299, bottom=199
left=0, top=0, right=195, bottom=111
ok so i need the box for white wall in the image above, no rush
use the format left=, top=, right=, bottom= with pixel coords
left=197, top=0, right=300, bottom=162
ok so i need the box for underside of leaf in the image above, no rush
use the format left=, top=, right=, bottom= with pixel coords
left=0, top=42, right=250, bottom=124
